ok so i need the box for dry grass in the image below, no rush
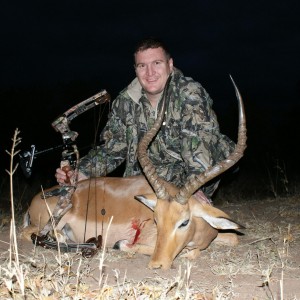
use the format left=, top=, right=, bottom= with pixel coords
left=0, top=247, right=211, bottom=299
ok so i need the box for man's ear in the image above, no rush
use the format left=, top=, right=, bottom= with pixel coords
left=169, top=58, right=174, bottom=71
left=134, top=194, right=158, bottom=211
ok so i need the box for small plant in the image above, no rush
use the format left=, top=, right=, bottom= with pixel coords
left=4, top=128, right=26, bottom=296
left=265, top=156, right=289, bottom=198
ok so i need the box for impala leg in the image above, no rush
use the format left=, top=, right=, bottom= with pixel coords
left=113, top=240, right=154, bottom=256
left=214, top=232, right=239, bottom=246
left=61, top=223, right=77, bottom=242
left=179, top=248, right=201, bottom=260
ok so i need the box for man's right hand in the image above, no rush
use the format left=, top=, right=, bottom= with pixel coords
left=55, top=168, right=88, bottom=184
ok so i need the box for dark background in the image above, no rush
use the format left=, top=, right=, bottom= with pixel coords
left=1, top=1, right=299, bottom=203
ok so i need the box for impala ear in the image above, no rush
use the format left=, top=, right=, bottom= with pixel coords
left=191, top=201, right=244, bottom=230
left=134, top=194, right=158, bottom=211
left=200, top=214, right=244, bottom=230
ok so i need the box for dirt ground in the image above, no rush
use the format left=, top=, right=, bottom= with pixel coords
left=0, top=196, right=299, bottom=299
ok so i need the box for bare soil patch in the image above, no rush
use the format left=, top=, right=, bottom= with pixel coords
left=0, top=196, right=299, bottom=299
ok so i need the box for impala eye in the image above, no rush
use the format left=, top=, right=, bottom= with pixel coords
left=179, top=219, right=189, bottom=228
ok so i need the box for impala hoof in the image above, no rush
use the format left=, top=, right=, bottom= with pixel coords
left=113, top=239, right=130, bottom=250
left=148, top=260, right=173, bottom=270
left=113, top=240, right=121, bottom=250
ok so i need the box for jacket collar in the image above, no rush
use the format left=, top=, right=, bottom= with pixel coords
left=126, top=77, right=142, bottom=103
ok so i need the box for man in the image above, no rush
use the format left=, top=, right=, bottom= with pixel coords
left=56, top=38, right=235, bottom=200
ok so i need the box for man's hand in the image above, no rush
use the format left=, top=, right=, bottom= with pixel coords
left=55, top=168, right=88, bottom=184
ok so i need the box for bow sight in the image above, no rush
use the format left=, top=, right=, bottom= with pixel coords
left=19, top=89, right=110, bottom=178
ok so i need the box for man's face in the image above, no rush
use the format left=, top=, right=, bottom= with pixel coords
left=134, top=47, right=173, bottom=98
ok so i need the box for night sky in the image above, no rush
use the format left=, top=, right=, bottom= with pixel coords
left=1, top=1, right=300, bottom=191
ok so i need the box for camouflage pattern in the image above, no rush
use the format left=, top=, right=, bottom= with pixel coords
left=78, top=67, right=235, bottom=195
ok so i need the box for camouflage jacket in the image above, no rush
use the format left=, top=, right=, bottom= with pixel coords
left=78, top=67, right=235, bottom=189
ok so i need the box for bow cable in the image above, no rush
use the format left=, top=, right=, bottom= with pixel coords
left=83, top=97, right=111, bottom=244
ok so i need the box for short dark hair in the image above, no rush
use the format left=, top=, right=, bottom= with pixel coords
left=134, top=37, right=171, bottom=60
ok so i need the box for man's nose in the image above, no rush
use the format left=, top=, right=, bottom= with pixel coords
left=146, top=65, right=154, bottom=76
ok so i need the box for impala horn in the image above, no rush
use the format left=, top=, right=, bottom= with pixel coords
left=175, top=75, right=247, bottom=204
left=137, top=75, right=172, bottom=200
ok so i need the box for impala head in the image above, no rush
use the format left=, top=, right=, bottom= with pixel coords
left=135, top=193, right=194, bottom=269
left=136, top=75, right=247, bottom=269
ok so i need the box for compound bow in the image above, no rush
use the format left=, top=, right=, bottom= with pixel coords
left=29, top=89, right=110, bottom=257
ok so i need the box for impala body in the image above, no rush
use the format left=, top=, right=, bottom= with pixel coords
left=25, top=175, right=239, bottom=269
